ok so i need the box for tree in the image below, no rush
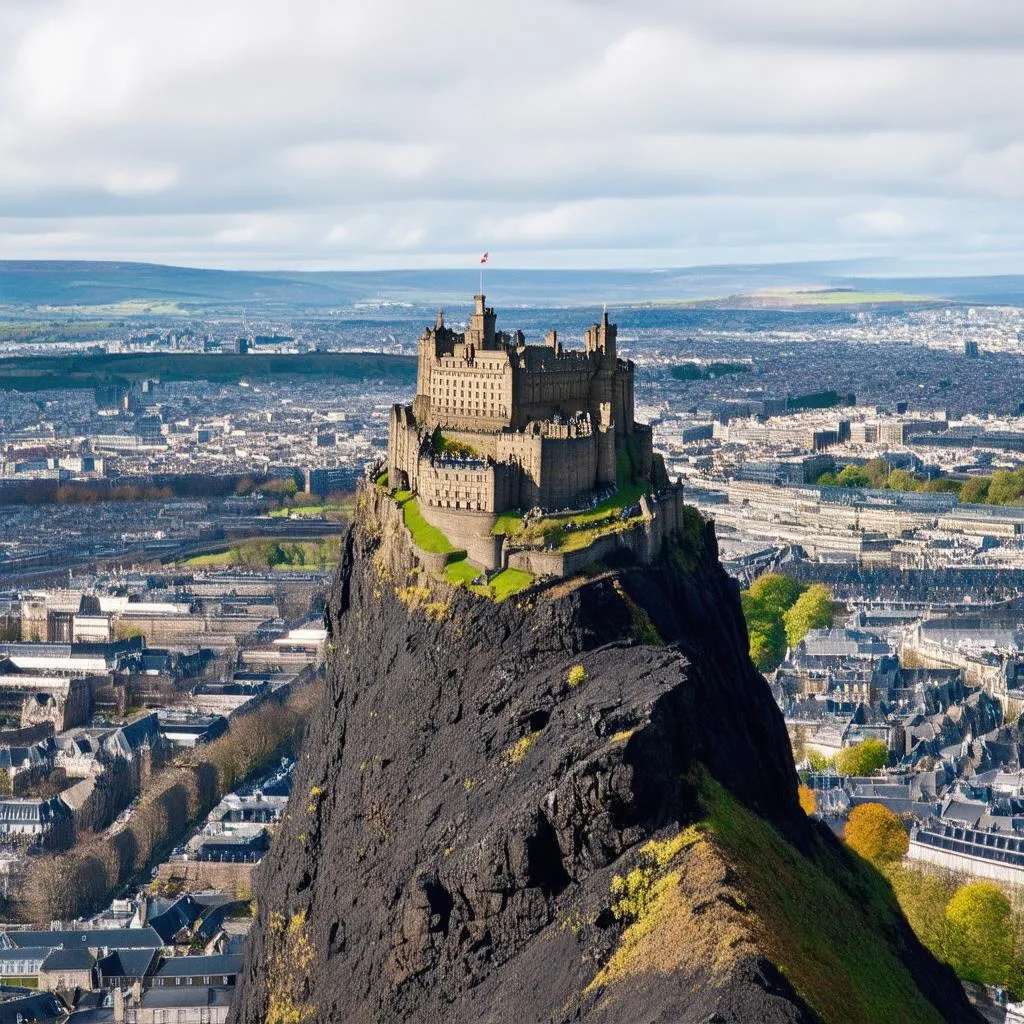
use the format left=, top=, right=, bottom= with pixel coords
left=862, top=458, right=891, bottom=489
left=944, top=881, right=1014, bottom=987
left=887, top=469, right=918, bottom=492
left=782, top=584, right=833, bottom=648
left=742, top=593, right=787, bottom=671
left=960, top=476, right=990, bottom=504
left=834, top=738, right=888, bottom=777
left=987, top=468, right=1024, bottom=506
left=843, top=803, right=908, bottom=865
left=747, top=573, right=804, bottom=613
left=798, top=784, right=817, bottom=816
left=742, top=573, right=805, bottom=672
left=836, top=464, right=870, bottom=488
left=806, top=750, right=834, bottom=773
left=886, top=865, right=957, bottom=959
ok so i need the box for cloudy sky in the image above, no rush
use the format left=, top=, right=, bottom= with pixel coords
left=3, top=0, right=1024, bottom=272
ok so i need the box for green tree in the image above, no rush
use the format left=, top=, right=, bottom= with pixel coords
left=944, top=881, right=1014, bottom=987
left=987, top=468, right=1024, bottom=506
left=747, top=572, right=804, bottom=613
left=815, top=470, right=839, bottom=486
left=741, top=593, right=787, bottom=671
left=862, top=458, right=891, bottom=489
left=887, top=469, right=918, bottom=492
left=782, top=584, right=833, bottom=648
left=806, top=750, right=834, bottom=772
left=836, top=464, right=870, bottom=488
left=886, top=865, right=957, bottom=959
left=960, top=476, right=991, bottom=504
left=843, top=802, right=907, bottom=864
left=834, top=738, right=888, bottom=777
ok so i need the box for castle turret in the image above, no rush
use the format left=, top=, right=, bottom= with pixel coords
left=584, top=307, right=617, bottom=363
left=467, top=295, right=497, bottom=349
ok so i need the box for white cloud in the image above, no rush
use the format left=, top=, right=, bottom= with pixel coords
left=1, top=0, right=1024, bottom=268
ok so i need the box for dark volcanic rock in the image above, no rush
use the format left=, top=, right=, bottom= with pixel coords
left=230, top=494, right=978, bottom=1024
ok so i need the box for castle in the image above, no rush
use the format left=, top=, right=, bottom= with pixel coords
left=387, top=295, right=656, bottom=568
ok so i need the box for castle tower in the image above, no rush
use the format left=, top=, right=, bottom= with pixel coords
left=467, top=294, right=497, bottom=349
left=584, top=307, right=617, bottom=362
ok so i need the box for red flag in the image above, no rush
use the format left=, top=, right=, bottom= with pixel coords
left=480, top=252, right=489, bottom=264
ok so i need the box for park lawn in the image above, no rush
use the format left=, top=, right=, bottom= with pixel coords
left=181, top=539, right=339, bottom=570
left=398, top=495, right=456, bottom=554
left=759, top=289, right=931, bottom=305
left=181, top=549, right=233, bottom=567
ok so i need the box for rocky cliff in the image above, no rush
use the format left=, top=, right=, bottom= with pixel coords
left=230, top=489, right=979, bottom=1024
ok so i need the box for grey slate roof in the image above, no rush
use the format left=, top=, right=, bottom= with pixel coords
left=5, top=927, right=162, bottom=950
left=40, top=946, right=96, bottom=971
left=0, top=991, right=66, bottom=1023
left=140, top=985, right=233, bottom=1007
left=0, top=945, right=52, bottom=965
left=152, top=953, right=242, bottom=979
left=96, top=946, right=157, bottom=981
left=147, top=894, right=203, bottom=943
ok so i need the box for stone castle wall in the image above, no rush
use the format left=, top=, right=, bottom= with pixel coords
left=536, top=433, right=599, bottom=509
left=387, top=405, right=420, bottom=491
left=506, top=487, right=686, bottom=577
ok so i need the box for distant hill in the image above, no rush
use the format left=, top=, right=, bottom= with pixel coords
left=4, top=259, right=1024, bottom=312
left=0, top=351, right=416, bottom=392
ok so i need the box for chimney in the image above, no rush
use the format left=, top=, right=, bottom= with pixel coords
left=113, top=987, right=125, bottom=1023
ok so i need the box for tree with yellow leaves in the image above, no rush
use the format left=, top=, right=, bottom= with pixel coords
left=798, top=784, right=817, bottom=816
left=843, top=803, right=908, bottom=865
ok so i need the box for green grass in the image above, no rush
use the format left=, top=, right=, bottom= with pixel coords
left=396, top=494, right=456, bottom=554
left=488, top=568, right=534, bottom=600
left=182, top=549, right=234, bottom=567
left=699, top=775, right=944, bottom=1024
left=491, top=509, right=525, bottom=537
left=180, top=539, right=338, bottom=570
left=442, top=554, right=480, bottom=586
left=754, top=289, right=932, bottom=306
left=440, top=555, right=534, bottom=600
